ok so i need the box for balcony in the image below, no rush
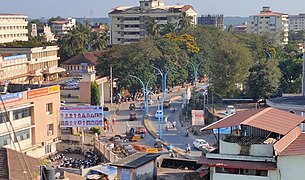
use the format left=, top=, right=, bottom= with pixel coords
left=213, top=173, right=270, bottom=180
left=123, top=28, right=141, bottom=32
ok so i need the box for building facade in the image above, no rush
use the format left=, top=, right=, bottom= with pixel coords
left=51, top=18, right=76, bottom=36
left=0, top=46, right=65, bottom=84
left=247, top=7, right=289, bottom=44
left=109, top=0, right=197, bottom=44
left=289, top=13, right=305, bottom=31
left=0, top=14, right=28, bottom=44
left=197, top=15, right=224, bottom=30
left=0, top=85, right=60, bottom=158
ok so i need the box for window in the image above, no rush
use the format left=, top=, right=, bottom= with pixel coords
left=13, top=107, right=30, bottom=120
left=46, top=103, right=53, bottom=114
left=45, top=144, right=51, bottom=154
left=0, top=112, right=8, bottom=124
left=0, top=135, right=10, bottom=146
left=145, top=3, right=148, bottom=6
left=47, top=124, right=54, bottom=136
left=16, top=129, right=30, bottom=141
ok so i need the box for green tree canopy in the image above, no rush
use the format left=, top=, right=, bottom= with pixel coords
left=91, top=81, right=101, bottom=106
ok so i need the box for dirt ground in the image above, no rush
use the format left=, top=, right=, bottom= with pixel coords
left=157, top=167, right=194, bottom=180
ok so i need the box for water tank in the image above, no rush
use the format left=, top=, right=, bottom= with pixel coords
left=42, top=166, right=55, bottom=180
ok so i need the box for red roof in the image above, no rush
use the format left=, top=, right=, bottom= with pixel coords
left=280, top=133, right=305, bottom=156
left=52, top=20, right=70, bottom=24
left=198, top=157, right=277, bottom=170
left=202, top=108, right=305, bottom=135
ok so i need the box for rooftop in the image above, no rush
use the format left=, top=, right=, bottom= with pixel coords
left=110, top=4, right=195, bottom=14
left=112, top=152, right=160, bottom=168
left=224, top=135, right=268, bottom=145
left=268, top=96, right=305, bottom=106
left=61, top=51, right=101, bottom=65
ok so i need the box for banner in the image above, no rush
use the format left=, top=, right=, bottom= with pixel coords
left=191, top=110, right=205, bottom=126
left=60, top=106, right=103, bottom=128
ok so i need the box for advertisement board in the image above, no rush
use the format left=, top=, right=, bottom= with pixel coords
left=60, top=106, right=103, bottom=128
left=191, top=110, right=205, bottom=126
left=0, top=92, right=23, bottom=103
left=28, top=85, right=59, bottom=98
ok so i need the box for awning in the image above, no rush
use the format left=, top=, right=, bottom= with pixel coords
left=43, top=67, right=66, bottom=74
left=198, top=157, right=277, bottom=170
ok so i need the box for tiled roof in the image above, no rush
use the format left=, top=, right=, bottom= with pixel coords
left=198, top=157, right=277, bottom=170
left=51, top=20, right=70, bottom=24
left=279, top=133, right=305, bottom=156
left=61, top=51, right=101, bottom=65
left=0, top=148, right=40, bottom=179
left=112, top=153, right=160, bottom=168
left=202, top=108, right=305, bottom=135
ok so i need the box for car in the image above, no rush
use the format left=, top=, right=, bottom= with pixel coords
left=193, top=139, right=209, bottom=150
left=60, top=100, right=65, bottom=106
left=65, top=84, right=78, bottom=90
left=129, top=113, right=137, bottom=121
left=163, top=100, right=171, bottom=108
left=225, top=105, right=236, bottom=115
left=129, top=103, right=136, bottom=110
left=135, top=126, right=147, bottom=134
left=154, top=110, right=163, bottom=119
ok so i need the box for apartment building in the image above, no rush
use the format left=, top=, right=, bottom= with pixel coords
left=51, top=18, right=76, bottom=36
left=0, top=46, right=65, bottom=84
left=200, top=108, right=305, bottom=180
left=0, top=84, right=60, bottom=158
left=0, top=14, right=28, bottom=44
left=197, top=14, right=224, bottom=30
left=247, top=7, right=289, bottom=44
left=289, top=13, right=305, bottom=31
left=109, top=0, right=197, bottom=44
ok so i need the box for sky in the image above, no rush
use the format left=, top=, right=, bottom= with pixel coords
left=1, top=0, right=305, bottom=18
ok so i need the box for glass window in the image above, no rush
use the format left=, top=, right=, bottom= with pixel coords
left=0, top=135, right=10, bottom=146
left=47, top=124, right=54, bottom=136
left=46, top=103, right=53, bottom=114
left=13, top=107, right=30, bottom=120
left=0, top=112, right=8, bottom=124
left=45, top=144, right=51, bottom=154
left=16, top=129, right=30, bottom=142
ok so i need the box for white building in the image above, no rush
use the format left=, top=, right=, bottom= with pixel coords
left=247, top=7, right=289, bottom=44
left=108, top=0, right=197, bottom=44
left=0, top=14, right=28, bottom=44
left=51, top=18, right=76, bottom=36
left=200, top=108, right=305, bottom=180
left=289, top=13, right=305, bottom=31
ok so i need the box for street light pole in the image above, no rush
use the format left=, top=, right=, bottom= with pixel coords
left=110, top=66, right=113, bottom=105
left=148, top=91, right=161, bottom=138
left=187, top=61, right=204, bottom=85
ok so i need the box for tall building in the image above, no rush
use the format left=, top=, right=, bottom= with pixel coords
left=0, top=46, right=65, bottom=84
left=0, top=14, right=28, bottom=44
left=108, top=0, right=197, bottom=45
left=51, top=18, right=76, bottom=36
left=0, top=84, right=60, bottom=158
left=247, top=7, right=289, bottom=44
left=197, top=14, right=224, bottom=30
left=200, top=108, right=305, bottom=180
left=289, top=13, right=305, bottom=31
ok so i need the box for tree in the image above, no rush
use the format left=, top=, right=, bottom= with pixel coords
left=88, top=31, right=108, bottom=51
left=47, top=16, right=64, bottom=26
left=160, top=22, right=177, bottom=36
left=91, top=81, right=101, bottom=106
left=246, top=59, right=281, bottom=99
left=145, top=17, right=160, bottom=37
left=177, top=12, right=193, bottom=32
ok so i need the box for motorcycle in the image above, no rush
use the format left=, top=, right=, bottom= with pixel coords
left=169, top=149, right=178, bottom=158
left=185, top=146, right=191, bottom=153
left=185, top=131, right=189, bottom=137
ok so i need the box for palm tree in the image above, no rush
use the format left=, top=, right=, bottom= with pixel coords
left=177, top=12, right=193, bottom=32
left=89, top=31, right=108, bottom=51
left=145, top=17, right=160, bottom=37
left=160, top=22, right=177, bottom=35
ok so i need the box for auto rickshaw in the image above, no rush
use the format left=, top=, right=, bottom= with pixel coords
left=154, top=138, right=163, bottom=151
left=129, top=103, right=136, bottom=110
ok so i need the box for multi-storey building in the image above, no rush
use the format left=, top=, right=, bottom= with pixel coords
left=0, top=46, right=65, bottom=84
left=109, top=0, right=197, bottom=44
left=0, top=84, right=60, bottom=158
left=197, top=14, right=224, bottom=30
left=200, top=108, right=305, bottom=180
left=289, top=13, right=305, bottom=31
left=247, top=7, right=289, bottom=44
left=0, top=14, right=28, bottom=44
left=51, top=18, right=76, bottom=36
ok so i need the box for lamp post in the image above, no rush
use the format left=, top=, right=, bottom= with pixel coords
left=148, top=91, right=161, bottom=138
left=187, top=61, right=204, bottom=85
left=152, top=67, right=168, bottom=139
left=128, top=75, right=156, bottom=116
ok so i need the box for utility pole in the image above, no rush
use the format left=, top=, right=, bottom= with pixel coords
left=110, top=66, right=113, bottom=105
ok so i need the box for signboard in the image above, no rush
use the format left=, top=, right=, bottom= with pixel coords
left=192, top=110, right=205, bottom=126
left=0, top=92, right=23, bottom=103
left=28, top=85, right=59, bottom=98
left=60, top=106, right=103, bottom=128
left=146, top=148, right=158, bottom=153
left=213, top=127, right=231, bottom=134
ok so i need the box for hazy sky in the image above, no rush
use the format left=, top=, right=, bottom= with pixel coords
left=1, top=0, right=305, bottom=18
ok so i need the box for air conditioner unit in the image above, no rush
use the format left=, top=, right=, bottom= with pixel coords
left=48, top=130, right=53, bottom=136
left=53, top=138, right=59, bottom=143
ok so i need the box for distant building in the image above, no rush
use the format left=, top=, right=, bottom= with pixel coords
left=0, top=14, right=28, bottom=44
left=91, top=24, right=107, bottom=34
left=233, top=22, right=247, bottom=33
left=51, top=18, right=76, bottom=36
left=197, top=14, right=224, bottom=30
left=108, top=0, right=197, bottom=44
left=289, top=13, right=305, bottom=31
left=247, top=7, right=289, bottom=44
left=0, top=46, right=65, bottom=84
left=30, top=24, right=37, bottom=37
left=42, top=25, right=55, bottom=42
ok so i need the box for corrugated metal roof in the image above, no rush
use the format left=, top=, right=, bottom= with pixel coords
left=274, top=126, right=301, bottom=155
left=280, top=133, right=305, bottom=156
left=198, top=157, right=277, bottom=170
left=202, top=108, right=305, bottom=135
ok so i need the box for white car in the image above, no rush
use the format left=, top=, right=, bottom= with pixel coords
left=225, top=105, right=236, bottom=115
left=65, top=84, right=78, bottom=90
left=193, top=139, right=209, bottom=150
left=155, top=110, right=163, bottom=119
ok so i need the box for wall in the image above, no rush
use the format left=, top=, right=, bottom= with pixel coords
left=210, top=167, right=272, bottom=180
left=277, top=154, right=305, bottom=180
left=134, top=160, right=156, bottom=180
left=94, top=137, right=120, bottom=163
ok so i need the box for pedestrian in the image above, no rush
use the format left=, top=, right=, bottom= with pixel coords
left=112, top=117, right=115, bottom=125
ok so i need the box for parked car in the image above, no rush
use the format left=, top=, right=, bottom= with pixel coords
left=155, top=110, right=163, bottom=119
left=65, top=84, right=78, bottom=90
left=225, top=105, right=236, bottom=115
left=135, top=126, right=147, bottom=134
left=129, top=113, right=137, bottom=121
left=129, top=103, right=136, bottom=110
left=163, top=100, right=171, bottom=108
left=193, top=139, right=209, bottom=150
